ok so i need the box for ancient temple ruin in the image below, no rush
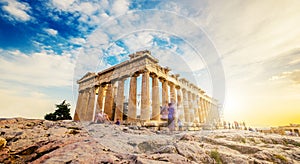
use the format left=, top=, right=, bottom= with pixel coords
left=74, top=50, right=220, bottom=128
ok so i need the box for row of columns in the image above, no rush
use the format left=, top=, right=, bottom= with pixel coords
left=179, top=89, right=213, bottom=125
left=75, top=71, right=218, bottom=126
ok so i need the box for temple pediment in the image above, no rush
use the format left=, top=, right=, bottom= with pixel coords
left=77, top=72, right=97, bottom=83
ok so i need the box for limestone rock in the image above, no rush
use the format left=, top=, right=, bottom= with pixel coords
left=155, top=145, right=178, bottom=154
left=0, top=118, right=299, bottom=163
left=175, top=141, right=213, bottom=163
left=0, top=137, right=6, bottom=148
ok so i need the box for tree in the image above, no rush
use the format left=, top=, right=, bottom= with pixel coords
left=44, top=100, right=72, bottom=121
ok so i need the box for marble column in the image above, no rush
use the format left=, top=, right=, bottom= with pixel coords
left=169, top=83, right=177, bottom=125
left=202, top=99, right=206, bottom=122
left=169, top=82, right=176, bottom=104
left=104, top=83, right=114, bottom=121
left=182, top=89, right=189, bottom=124
left=128, top=75, right=138, bottom=122
left=192, top=94, right=197, bottom=123
left=204, top=100, right=209, bottom=123
left=176, top=87, right=184, bottom=123
left=201, top=97, right=206, bottom=123
left=151, top=74, right=160, bottom=121
left=188, top=91, right=194, bottom=124
left=198, top=97, right=203, bottom=123
left=161, top=78, right=169, bottom=105
left=86, top=87, right=96, bottom=121
left=207, top=101, right=212, bottom=123
left=97, top=84, right=106, bottom=114
left=115, top=78, right=125, bottom=121
left=140, top=71, right=150, bottom=121
left=82, top=90, right=90, bottom=121
left=193, top=94, right=199, bottom=123
left=74, top=91, right=84, bottom=121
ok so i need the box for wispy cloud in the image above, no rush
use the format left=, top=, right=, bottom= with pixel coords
left=70, top=37, right=86, bottom=45
left=1, top=0, right=31, bottom=21
left=270, top=70, right=300, bottom=85
left=44, top=28, right=58, bottom=36
left=51, top=0, right=75, bottom=11
left=0, top=50, right=75, bottom=87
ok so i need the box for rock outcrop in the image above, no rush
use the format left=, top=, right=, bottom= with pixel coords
left=0, top=118, right=299, bottom=163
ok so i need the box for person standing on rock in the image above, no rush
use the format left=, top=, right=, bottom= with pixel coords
left=167, top=103, right=175, bottom=132
left=178, top=119, right=183, bottom=131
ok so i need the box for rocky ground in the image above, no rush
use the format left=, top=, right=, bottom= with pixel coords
left=0, top=118, right=300, bottom=164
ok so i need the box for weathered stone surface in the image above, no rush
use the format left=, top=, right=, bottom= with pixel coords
left=0, top=137, right=6, bottom=148
left=155, top=145, right=178, bottom=154
left=175, top=141, right=213, bottom=163
left=0, top=118, right=300, bottom=163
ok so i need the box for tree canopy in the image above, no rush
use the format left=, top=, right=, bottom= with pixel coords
left=44, top=100, right=72, bottom=121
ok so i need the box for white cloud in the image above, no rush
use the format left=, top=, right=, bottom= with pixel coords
left=122, top=32, right=153, bottom=52
left=1, top=0, right=31, bottom=21
left=0, top=50, right=75, bottom=87
left=44, top=28, right=58, bottom=36
left=75, top=2, right=98, bottom=15
left=0, top=49, right=76, bottom=119
left=86, top=30, right=110, bottom=47
left=50, top=0, right=110, bottom=28
left=70, top=37, right=86, bottom=45
left=106, top=42, right=126, bottom=56
left=51, top=0, right=75, bottom=10
left=111, top=0, right=130, bottom=16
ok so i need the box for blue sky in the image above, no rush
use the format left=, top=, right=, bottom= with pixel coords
left=1, top=0, right=300, bottom=126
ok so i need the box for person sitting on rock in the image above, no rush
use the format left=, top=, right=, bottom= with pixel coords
left=115, top=118, right=121, bottom=125
left=95, top=112, right=110, bottom=123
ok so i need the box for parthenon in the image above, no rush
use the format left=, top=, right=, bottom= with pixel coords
left=74, top=50, right=220, bottom=128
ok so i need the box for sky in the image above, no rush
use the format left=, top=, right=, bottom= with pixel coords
left=0, top=0, right=299, bottom=127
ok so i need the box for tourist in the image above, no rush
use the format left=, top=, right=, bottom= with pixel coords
left=223, top=121, right=227, bottom=129
left=115, top=118, right=120, bottom=125
left=178, top=119, right=183, bottom=131
left=160, top=101, right=169, bottom=121
left=234, top=121, right=239, bottom=129
left=95, top=112, right=110, bottom=123
left=95, top=112, right=104, bottom=123
left=167, top=103, right=175, bottom=132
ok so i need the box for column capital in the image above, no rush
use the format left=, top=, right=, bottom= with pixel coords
left=163, top=66, right=171, bottom=74
left=140, top=68, right=150, bottom=74
left=158, top=76, right=166, bottom=82
left=100, top=83, right=107, bottom=87
left=150, top=72, right=158, bottom=78
left=168, top=81, right=175, bottom=86
left=131, top=72, right=140, bottom=77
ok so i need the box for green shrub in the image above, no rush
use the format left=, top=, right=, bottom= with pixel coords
left=210, top=150, right=222, bottom=164
left=274, top=154, right=287, bottom=162
left=44, top=100, right=72, bottom=121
